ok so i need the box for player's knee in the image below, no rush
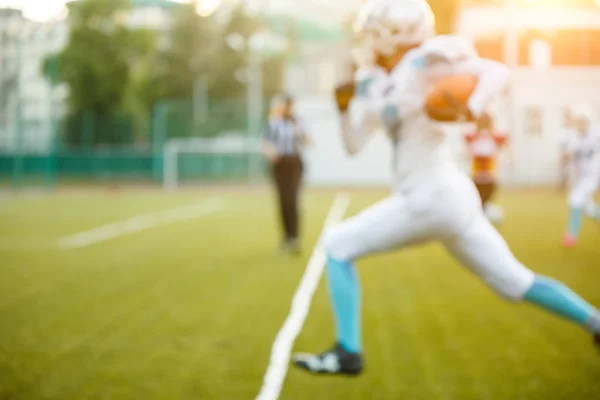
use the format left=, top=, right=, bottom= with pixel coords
left=584, top=201, right=598, bottom=217
left=322, top=225, right=354, bottom=262
left=569, top=198, right=584, bottom=209
left=485, top=261, right=536, bottom=302
left=492, top=286, right=524, bottom=302
left=569, top=192, right=585, bottom=209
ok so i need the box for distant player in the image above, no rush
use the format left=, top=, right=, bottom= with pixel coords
left=292, top=0, right=600, bottom=376
left=559, top=107, right=576, bottom=191
left=561, top=103, right=600, bottom=248
left=464, top=113, right=510, bottom=223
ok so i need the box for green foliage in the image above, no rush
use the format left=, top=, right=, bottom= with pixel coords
left=53, top=0, right=155, bottom=145
left=41, top=54, right=61, bottom=87
left=150, top=3, right=216, bottom=100
left=51, top=0, right=286, bottom=144
left=152, top=4, right=286, bottom=137
left=262, top=55, right=286, bottom=101
left=209, top=5, right=260, bottom=100
left=59, top=0, right=152, bottom=113
left=152, top=4, right=273, bottom=102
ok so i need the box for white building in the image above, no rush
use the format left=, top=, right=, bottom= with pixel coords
left=459, top=2, right=600, bottom=186
left=0, top=9, right=69, bottom=153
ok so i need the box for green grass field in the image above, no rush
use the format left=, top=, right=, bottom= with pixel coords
left=1, top=187, right=599, bottom=400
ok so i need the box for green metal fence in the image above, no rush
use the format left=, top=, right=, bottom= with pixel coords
left=0, top=98, right=268, bottom=189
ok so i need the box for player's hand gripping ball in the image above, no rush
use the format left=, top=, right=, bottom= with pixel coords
left=334, top=82, right=355, bottom=113
left=425, top=75, right=478, bottom=122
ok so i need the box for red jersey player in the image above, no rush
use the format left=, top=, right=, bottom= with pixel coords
left=465, top=114, right=510, bottom=221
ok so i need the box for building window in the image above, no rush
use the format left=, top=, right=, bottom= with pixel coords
left=519, top=29, right=600, bottom=66
left=474, top=36, right=504, bottom=62
left=525, top=107, right=543, bottom=136
left=529, top=39, right=551, bottom=69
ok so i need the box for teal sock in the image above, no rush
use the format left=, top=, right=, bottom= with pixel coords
left=525, top=275, right=599, bottom=331
left=568, top=207, right=583, bottom=238
left=325, top=256, right=361, bottom=353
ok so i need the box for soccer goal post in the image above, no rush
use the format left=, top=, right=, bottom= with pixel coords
left=162, top=136, right=264, bottom=190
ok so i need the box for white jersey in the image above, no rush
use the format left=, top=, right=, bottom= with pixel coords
left=559, top=128, right=576, bottom=182
left=341, top=35, right=509, bottom=192
left=564, top=129, right=600, bottom=182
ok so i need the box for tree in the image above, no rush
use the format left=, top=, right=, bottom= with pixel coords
left=150, top=3, right=216, bottom=101
left=209, top=5, right=261, bottom=100
left=152, top=3, right=265, bottom=102
left=50, top=0, right=155, bottom=145
left=150, top=4, right=286, bottom=137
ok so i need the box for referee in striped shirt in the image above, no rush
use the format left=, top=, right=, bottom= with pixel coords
left=263, top=94, right=310, bottom=254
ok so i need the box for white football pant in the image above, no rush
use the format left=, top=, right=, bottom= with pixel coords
left=322, top=166, right=535, bottom=301
left=568, top=177, right=599, bottom=217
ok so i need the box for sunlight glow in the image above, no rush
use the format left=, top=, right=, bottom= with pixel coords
left=0, top=0, right=69, bottom=21
left=195, top=0, right=221, bottom=17
left=0, top=0, right=206, bottom=22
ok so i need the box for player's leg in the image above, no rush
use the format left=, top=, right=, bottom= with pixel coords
left=272, top=159, right=291, bottom=246
left=293, top=193, right=438, bottom=375
left=564, top=178, right=596, bottom=246
left=278, top=158, right=302, bottom=251
left=445, top=215, right=600, bottom=344
left=292, top=169, right=481, bottom=375
left=476, top=181, right=496, bottom=207
left=286, top=157, right=304, bottom=251
left=475, top=179, right=504, bottom=224
left=583, top=190, right=600, bottom=222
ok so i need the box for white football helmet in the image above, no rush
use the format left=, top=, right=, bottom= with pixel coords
left=353, top=0, right=436, bottom=57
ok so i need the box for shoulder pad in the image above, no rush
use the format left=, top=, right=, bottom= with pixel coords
left=416, top=35, right=478, bottom=68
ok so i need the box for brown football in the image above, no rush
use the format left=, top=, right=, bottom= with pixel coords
left=334, top=82, right=355, bottom=112
left=425, top=75, right=478, bottom=122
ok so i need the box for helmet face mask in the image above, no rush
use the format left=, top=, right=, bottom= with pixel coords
left=352, top=0, right=436, bottom=67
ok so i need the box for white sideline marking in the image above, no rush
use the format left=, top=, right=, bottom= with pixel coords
left=256, top=192, right=351, bottom=400
left=58, top=197, right=223, bottom=250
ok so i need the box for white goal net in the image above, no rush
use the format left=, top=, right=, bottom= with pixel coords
left=162, top=136, right=263, bottom=190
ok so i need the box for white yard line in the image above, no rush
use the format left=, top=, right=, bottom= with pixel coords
left=256, top=192, right=351, bottom=400
left=58, top=197, right=223, bottom=250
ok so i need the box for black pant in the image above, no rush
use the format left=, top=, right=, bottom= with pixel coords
left=475, top=181, right=497, bottom=206
left=272, top=156, right=304, bottom=241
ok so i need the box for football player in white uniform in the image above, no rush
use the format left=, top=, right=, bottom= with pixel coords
left=293, top=0, right=600, bottom=376
left=561, top=103, right=600, bottom=247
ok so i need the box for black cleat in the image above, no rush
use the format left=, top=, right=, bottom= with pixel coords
left=292, top=343, right=364, bottom=376
left=594, top=332, right=600, bottom=349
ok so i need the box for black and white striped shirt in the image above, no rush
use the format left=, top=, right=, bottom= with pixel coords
left=265, top=118, right=306, bottom=156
